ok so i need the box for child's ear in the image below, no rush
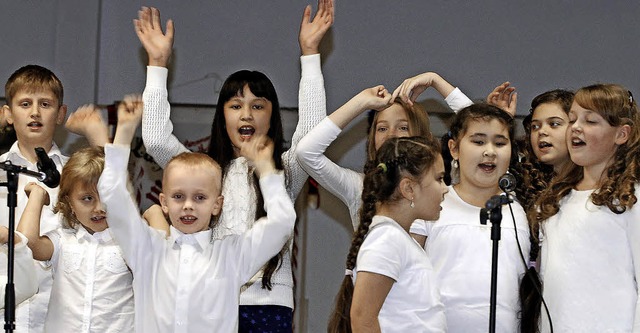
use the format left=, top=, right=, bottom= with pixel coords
left=398, top=178, right=415, bottom=202
left=615, top=124, right=631, bottom=145
left=448, top=138, right=459, bottom=160
left=55, top=104, right=67, bottom=125
left=3, top=105, right=14, bottom=125
left=159, top=193, right=169, bottom=215
left=211, top=195, right=224, bottom=216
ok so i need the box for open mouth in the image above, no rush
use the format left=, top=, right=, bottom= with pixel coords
left=238, top=126, right=255, bottom=139
left=27, top=121, right=43, bottom=129
left=91, top=215, right=106, bottom=223
left=571, top=137, right=586, bottom=148
left=180, top=215, right=197, bottom=225
left=538, top=141, right=552, bottom=149
left=478, top=162, right=496, bottom=172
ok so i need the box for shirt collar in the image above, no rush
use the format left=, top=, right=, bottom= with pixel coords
left=169, top=226, right=211, bottom=251
left=7, top=141, right=66, bottom=166
left=76, top=225, right=113, bottom=244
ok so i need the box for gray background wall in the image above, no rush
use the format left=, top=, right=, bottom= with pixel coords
left=2, top=1, right=639, bottom=331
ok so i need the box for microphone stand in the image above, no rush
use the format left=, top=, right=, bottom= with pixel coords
left=480, top=194, right=512, bottom=333
left=0, top=161, right=46, bottom=333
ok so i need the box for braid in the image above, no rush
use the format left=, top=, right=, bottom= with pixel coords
left=328, top=136, right=441, bottom=332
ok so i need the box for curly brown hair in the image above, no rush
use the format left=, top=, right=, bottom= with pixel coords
left=533, top=84, right=640, bottom=230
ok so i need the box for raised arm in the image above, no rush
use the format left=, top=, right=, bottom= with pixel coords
left=281, top=0, right=334, bottom=200
left=65, top=104, right=109, bottom=147
left=392, top=72, right=473, bottom=112
left=16, top=183, right=53, bottom=261
left=486, top=81, right=518, bottom=117
left=136, top=6, right=189, bottom=168
left=232, top=136, right=296, bottom=281
left=296, top=87, right=392, bottom=229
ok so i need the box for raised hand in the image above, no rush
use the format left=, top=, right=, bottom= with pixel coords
left=486, top=82, right=517, bottom=117
left=24, top=182, right=50, bottom=207
left=134, top=6, right=174, bottom=67
left=299, top=0, right=334, bottom=55
left=65, top=104, right=109, bottom=146
left=357, top=85, right=394, bottom=112
left=392, top=72, right=454, bottom=107
left=114, top=94, right=143, bottom=146
left=240, top=135, right=276, bottom=178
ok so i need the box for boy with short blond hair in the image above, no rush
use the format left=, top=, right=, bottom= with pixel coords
left=0, top=64, right=68, bottom=332
left=98, top=113, right=296, bottom=332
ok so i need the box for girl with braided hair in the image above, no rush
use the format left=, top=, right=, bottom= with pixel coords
left=534, top=84, right=640, bottom=332
left=328, top=136, right=448, bottom=333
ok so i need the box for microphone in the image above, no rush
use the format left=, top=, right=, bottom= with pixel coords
left=498, top=172, right=516, bottom=192
left=35, top=147, right=60, bottom=188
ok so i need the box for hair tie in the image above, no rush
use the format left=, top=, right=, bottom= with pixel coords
left=345, top=269, right=353, bottom=276
left=377, top=163, right=387, bottom=173
left=629, top=90, right=634, bottom=104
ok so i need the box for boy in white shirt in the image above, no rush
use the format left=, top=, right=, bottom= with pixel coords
left=0, top=65, right=68, bottom=332
left=97, top=101, right=296, bottom=332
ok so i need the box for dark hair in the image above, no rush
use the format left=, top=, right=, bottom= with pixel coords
left=207, top=70, right=285, bottom=289
left=445, top=103, right=517, bottom=187
left=328, top=136, right=441, bottom=333
left=5, top=65, right=64, bottom=107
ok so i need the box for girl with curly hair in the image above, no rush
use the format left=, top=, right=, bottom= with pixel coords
left=534, top=84, right=640, bottom=332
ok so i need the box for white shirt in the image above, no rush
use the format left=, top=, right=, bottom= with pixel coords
left=0, top=141, right=68, bottom=333
left=0, top=232, right=39, bottom=308
left=142, top=54, right=325, bottom=308
left=98, top=144, right=296, bottom=333
left=295, top=88, right=473, bottom=230
left=44, top=226, right=134, bottom=333
left=410, top=186, right=530, bottom=333
left=540, top=188, right=640, bottom=332
left=354, top=215, right=446, bottom=332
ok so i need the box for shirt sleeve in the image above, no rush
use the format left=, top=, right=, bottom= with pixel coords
left=445, top=87, right=474, bottom=113
left=98, top=144, right=156, bottom=272
left=296, top=117, right=364, bottom=230
left=141, top=66, right=190, bottom=168
left=230, top=172, right=296, bottom=283
left=11, top=231, right=39, bottom=306
left=356, top=225, right=404, bottom=281
left=282, top=54, right=327, bottom=201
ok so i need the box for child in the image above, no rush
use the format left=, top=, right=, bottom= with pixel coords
left=0, top=64, right=68, bottom=332
left=534, top=84, right=640, bottom=332
left=328, top=136, right=448, bottom=333
left=16, top=96, right=143, bottom=332
left=296, top=73, right=472, bottom=229
left=135, top=3, right=332, bottom=328
left=0, top=226, right=38, bottom=309
left=97, top=97, right=296, bottom=331
left=410, top=104, right=530, bottom=332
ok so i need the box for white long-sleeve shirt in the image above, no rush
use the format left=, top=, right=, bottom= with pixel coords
left=0, top=142, right=68, bottom=333
left=295, top=88, right=473, bottom=229
left=540, top=188, right=640, bottom=332
left=0, top=232, right=39, bottom=309
left=98, top=144, right=296, bottom=333
left=142, top=55, right=325, bottom=308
